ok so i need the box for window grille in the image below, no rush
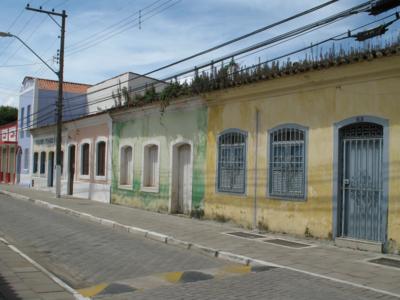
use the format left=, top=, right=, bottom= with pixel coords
left=96, top=141, right=106, bottom=176
left=341, top=122, right=383, bottom=139
left=40, top=152, right=46, bottom=174
left=81, top=143, right=90, bottom=175
left=217, top=130, right=247, bottom=194
left=33, top=152, right=38, bottom=173
left=269, top=126, right=306, bottom=199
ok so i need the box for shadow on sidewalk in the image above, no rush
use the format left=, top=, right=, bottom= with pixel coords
left=0, top=273, right=21, bottom=300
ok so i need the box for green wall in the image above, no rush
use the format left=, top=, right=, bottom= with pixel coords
left=111, top=105, right=207, bottom=213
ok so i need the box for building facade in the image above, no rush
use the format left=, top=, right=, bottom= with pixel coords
left=17, top=76, right=90, bottom=187
left=204, top=54, right=400, bottom=253
left=111, top=97, right=207, bottom=214
left=30, top=112, right=112, bottom=203
left=0, top=122, right=18, bottom=184
left=87, top=72, right=166, bottom=114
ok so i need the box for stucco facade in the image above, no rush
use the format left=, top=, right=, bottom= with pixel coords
left=30, top=113, right=112, bottom=203
left=111, top=97, right=207, bottom=214
left=0, top=122, right=18, bottom=184
left=17, top=76, right=90, bottom=187
left=204, top=55, right=400, bottom=252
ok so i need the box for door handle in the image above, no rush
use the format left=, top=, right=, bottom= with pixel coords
left=343, top=179, right=350, bottom=186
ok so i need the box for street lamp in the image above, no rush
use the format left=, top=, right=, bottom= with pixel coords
left=0, top=27, right=65, bottom=198
left=0, top=32, right=58, bottom=76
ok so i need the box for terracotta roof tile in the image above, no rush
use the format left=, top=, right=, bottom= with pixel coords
left=37, top=79, right=91, bottom=94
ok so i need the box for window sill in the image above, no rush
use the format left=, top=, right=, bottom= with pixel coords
left=118, top=185, right=132, bottom=190
left=95, top=175, right=107, bottom=181
left=141, top=186, right=159, bottom=193
left=267, top=195, right=307, bottom=202
left=79, top=174, right=90, bottom=180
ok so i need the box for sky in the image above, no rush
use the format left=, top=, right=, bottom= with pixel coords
left=0, top=0, right=399, bottom=107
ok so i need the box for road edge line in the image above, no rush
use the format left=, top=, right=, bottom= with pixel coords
left=0, top=237, right=89, bottom=300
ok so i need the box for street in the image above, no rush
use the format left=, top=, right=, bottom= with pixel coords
left=0, top=193, right=397, bottom=299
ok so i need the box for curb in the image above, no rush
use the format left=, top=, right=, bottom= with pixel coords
left=0, top=236, right=89, bottom=300
left=2, top=189, right=400, bottom=299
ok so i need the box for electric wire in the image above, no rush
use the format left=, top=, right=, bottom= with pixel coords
left=59, top=12, right=400, bottom=116
left=61, top=0, right=377, bottom=105
left=65, top=0, right=182, bottom=56
left=18, top=1, right=398, bottom=126
left=66, top=0, right=165, bottom=50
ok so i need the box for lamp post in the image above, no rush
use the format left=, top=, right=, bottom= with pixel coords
left=0, top=14, right=66, bottom=198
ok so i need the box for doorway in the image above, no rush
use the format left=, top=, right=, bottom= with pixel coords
left=338, top=121, right=387, bottom=242
left=171, top=143, right=192, bottom=214
left=67, top=145, right=76, bottom=195
left=47, top=151, right=54, bottom=187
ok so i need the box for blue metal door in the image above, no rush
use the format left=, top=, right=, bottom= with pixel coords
left=340, top=123, right=384, bottom=242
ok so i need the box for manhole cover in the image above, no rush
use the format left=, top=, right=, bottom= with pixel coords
left=369, top=257, right=400, bottom=269
left=263, top=239, right=311, bottom=248
left=226, top=232, right=265, bottom=239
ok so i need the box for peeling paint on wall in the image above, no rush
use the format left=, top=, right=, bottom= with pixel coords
left=111, top=103, right=207, bottom=213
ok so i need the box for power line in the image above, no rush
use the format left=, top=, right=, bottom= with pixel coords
left=59, top=12, right=400, bottom=115
left=62, top=0, right=376, bottom=105
left=66, top=0, right=165, bottom=50
left=65, top=0, right=181, bottom=56
left=19, top=1, right=398, bottom=123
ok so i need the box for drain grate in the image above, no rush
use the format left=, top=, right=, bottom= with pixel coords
left=369, top=257, right=400, bottom=269
left=263, top=239, right=311, bottom=248
left=226, top=232, right=266, bottom=239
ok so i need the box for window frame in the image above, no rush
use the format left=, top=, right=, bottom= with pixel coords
left=118, top=144, right=133, bottom=189
left=94, top=137, right=107, bottom=180
left=33, top=152, right=39, bottom=174
left=267, top=123, right=308, bottom=201
left=141, top=140, right=160, bottom=193
left=39, top=151, right=46, bottom=176
left=216, top=128, right=248, bottom=195
left=79, top=140, right=91, bottom=179
left=23, top=148, right=29, bottom=170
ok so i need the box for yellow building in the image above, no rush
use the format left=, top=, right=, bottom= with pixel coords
left=204, top=52, right=400, bottom=253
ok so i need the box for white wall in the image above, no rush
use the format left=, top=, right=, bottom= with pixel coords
left=87, top=72, right=167, bottom=114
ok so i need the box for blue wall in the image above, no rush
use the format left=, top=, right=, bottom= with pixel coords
left=37, top=89, right=88, bottom=127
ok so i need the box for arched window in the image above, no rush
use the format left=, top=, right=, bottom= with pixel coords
left=81, top=143, right=90, bottom=176
left=143, top=144, right=159, bottom=188
left=96, top=141, right=106, bottom=177
left=269, top=125, right=307, bottom=199
left=217, top=129, right=247, bottom=194
left=120, top=146, right=133, bottom=186
left=40, top=151, right=46, bottom=174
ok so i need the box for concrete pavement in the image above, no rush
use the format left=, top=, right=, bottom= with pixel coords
left=1, top=184, right=400, bottom=298
left=0, top=237, right=75, bottom=300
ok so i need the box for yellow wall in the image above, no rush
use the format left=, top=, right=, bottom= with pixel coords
left=205, top=55, right=400, bottom=249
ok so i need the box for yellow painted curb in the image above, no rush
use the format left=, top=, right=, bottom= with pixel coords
left=78, top=283, right=108, bottom=297
left=161, top=271, right=183, bottom=283
left=221, top=265, right=252, bottom=274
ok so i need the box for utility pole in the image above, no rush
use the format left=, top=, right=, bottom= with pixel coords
left=26, top=4, right=67, bottom=198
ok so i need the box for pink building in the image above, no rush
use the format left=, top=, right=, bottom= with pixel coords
left=0, top=122, right=18, bottom=184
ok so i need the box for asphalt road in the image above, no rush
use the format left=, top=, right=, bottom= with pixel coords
left=0, top=194, right=397, bottom=300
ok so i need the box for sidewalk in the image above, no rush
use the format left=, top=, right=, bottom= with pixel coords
left=1, top=184, right=400, bottom=297
left=0, top=237, right=74, bottom=300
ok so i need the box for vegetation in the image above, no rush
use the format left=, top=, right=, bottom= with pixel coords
left=112, top=37, right=400, bottom=112
left=0, top=106, right=18, bottom=126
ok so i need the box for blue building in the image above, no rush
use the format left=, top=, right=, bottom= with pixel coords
left=17, top=76, right=91, bottom=187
